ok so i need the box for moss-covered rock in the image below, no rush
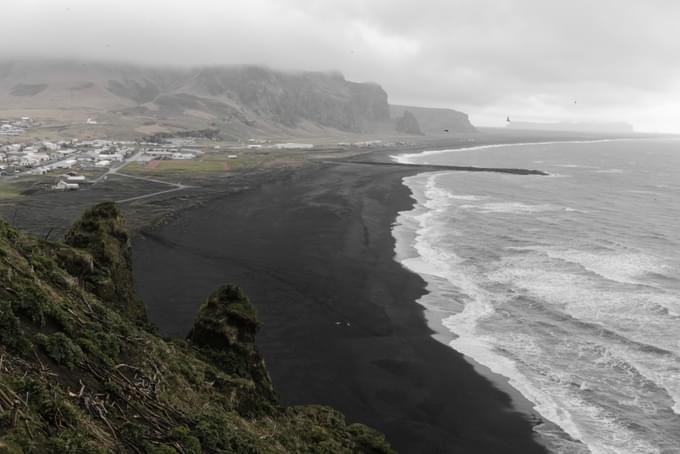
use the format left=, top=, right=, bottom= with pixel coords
left=188, top=284, right=260, bottom=348
left=187, top=284, right=276, bottom=410
left=0, top=205, right=395, bottom=453
left=63, top=202, right=146, bottom=322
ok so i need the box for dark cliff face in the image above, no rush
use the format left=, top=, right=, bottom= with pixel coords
left=390, top=104, right=476, bottom=134
left=0, top=203, right=395, bottom=453
left=189, top=66, right=390, bottom=132
left=0, top=60, right=399, bottom=135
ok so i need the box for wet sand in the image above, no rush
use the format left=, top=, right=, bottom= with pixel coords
left=132, top=161, right=548, bottom=453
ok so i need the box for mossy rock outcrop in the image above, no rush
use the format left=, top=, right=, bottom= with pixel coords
left=0, top=205, right=395, bottom=453
left=188, top=284, right=277, bottom=409
left=63, top=202, right=146, bottom=322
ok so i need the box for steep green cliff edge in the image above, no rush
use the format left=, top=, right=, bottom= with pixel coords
left=0, top=202, right=394, bottom=453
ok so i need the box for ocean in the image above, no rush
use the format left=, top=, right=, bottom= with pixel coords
left=392, top=138, right=680, bottom=454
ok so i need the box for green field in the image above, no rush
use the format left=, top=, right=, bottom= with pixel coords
left=0, top=181, right=22, bottom=199
left=121, top=151, right=306, bottom=179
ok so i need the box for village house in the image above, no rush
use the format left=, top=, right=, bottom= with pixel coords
left=53, top=180, right=79, bottom=191
left=65, top=174, right=86, bottom=183
left=171, top=152, right=195, bottom=160
left=54, top=148, right=77, bottom=157
left=53, top=159, right=78, bottom=170
left=42, top=141, right=59, bottom=151
left=97, top=152, right=124, bottom=162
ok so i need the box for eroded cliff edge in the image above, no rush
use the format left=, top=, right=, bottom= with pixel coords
left=0, top=202, right=393, bottom=453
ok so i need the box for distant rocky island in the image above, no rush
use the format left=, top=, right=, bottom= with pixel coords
left=0, top=202, right=394, bottom=453
left=390, top=105, right=476, bottom=135
left=0, top=60, right=475, bottom=140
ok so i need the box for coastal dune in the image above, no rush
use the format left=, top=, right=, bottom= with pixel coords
left=133, top=161, right=547, bottom=453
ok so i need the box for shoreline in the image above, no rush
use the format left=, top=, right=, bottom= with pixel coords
left=389, top=169, right=557, bottom=437
left=391, top=136, right=641, bottom=164
left=417, top=301, right=540, bottom=418
left=132, top=160, right=548, bottom=453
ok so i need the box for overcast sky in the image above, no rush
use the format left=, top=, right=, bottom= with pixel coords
left=2, top=0, right=679, bottom=132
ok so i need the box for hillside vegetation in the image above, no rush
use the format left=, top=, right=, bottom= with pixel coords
left=0, top=202, right=394, bottom=453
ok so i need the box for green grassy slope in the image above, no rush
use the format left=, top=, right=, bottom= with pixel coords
left=0, top=202, right=394, bottom=454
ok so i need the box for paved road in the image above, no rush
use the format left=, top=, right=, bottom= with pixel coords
left=92, top=151, right=145, bottom=183
left=3, top=148, right=197, bottom=203
left=100, top=152, right=197, bottom=203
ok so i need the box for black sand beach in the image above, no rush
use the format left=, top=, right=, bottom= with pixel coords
left=132, top=161, right=548, bottom=454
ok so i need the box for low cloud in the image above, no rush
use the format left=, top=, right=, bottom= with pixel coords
left=1, top=0, right=678, bottom=132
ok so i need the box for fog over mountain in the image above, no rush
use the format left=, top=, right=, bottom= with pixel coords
left=0, top=59, right=475, bottom=138
left=2, top=4, right=679, bottom=454
left=1, top=1, right=679, bottom=133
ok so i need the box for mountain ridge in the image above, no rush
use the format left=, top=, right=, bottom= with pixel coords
left=0, top=59, right=474, bottom=139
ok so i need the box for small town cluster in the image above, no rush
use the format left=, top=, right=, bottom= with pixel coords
left=1, top=116, right=414, bottom=194
left=0, top=130, right=203, bottom=190
left=0, top=117, right=38, bottom=136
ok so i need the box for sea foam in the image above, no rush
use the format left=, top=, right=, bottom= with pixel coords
left=391, top=139, right=680, bottom=453
left=390, top=138, right=632, bottom=165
